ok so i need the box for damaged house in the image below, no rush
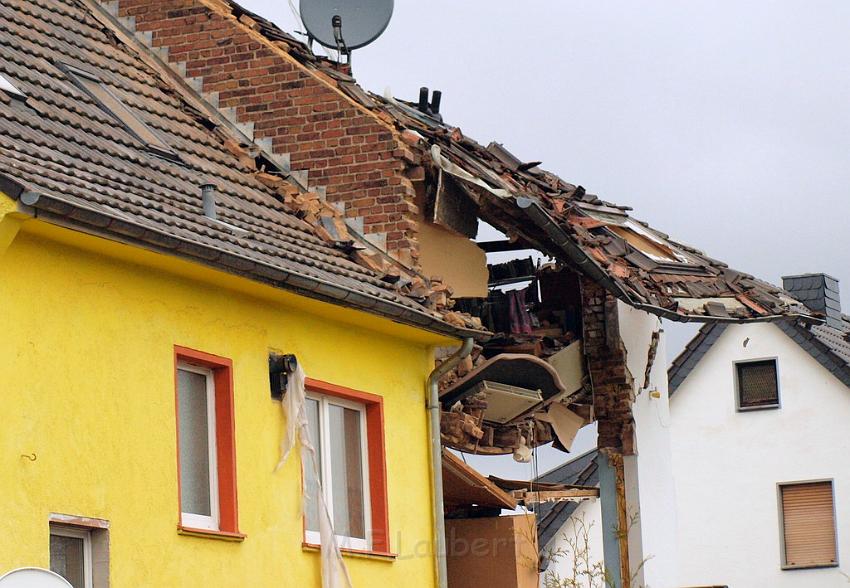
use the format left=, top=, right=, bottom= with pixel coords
left=0, top=0, right=821, bottom=587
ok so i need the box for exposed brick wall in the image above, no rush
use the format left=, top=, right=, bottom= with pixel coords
left=114, top=0, right=419, bottom=260
left=581, top=277, right=634, bottom=451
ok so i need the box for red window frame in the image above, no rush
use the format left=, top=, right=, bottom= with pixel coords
left=303, top=378, right=392, bottom=556
left=174, top=346, right=243, bottom=540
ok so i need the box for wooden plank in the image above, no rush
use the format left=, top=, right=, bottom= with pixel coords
left=477, top=240, right=533, bottom=253
left=511, top=487, right=599, bottom=504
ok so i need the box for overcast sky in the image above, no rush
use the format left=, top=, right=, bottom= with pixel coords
left=243, top=0, right=850, bottom=478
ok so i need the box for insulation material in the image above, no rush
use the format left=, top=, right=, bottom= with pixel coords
left=539, top=403, right=585, bottom=451
left=276, top=365, right=352, bottom=588
left=417, top=221, right=488, bottom=298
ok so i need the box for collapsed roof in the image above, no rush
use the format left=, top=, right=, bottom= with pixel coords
left=0, top=0, right=484, bottom=339
left=221, top=0, right=811, bottom=324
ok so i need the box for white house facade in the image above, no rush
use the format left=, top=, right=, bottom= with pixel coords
left=669, top=274, right=850, bottom=587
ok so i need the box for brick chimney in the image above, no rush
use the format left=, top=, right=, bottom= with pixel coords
left=105, top=0, right=420, bottom=265
left=782, top=273, right=842, bottom=329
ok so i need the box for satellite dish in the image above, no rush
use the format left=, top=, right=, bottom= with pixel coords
left=300, top=0, right=393, bottom=52
left=0, top=568, right=73, bottom=588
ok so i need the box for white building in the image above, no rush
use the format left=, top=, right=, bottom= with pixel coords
left=538, top=273, right=850, bottom=587
left=669, top=273, right=850, bottom=587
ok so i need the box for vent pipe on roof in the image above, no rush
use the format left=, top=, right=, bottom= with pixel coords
left=418, top=87, right=429, bottom=113
left=431, top=90, right=442, bottom=114
left=201, top=183, right=217, bottom=220
left=782, top=273, right=842, bottom=329
left=416, top=87, right=443, bottom=121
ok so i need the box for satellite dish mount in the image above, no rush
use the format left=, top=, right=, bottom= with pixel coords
left=330, top=15, right=349, bottom=65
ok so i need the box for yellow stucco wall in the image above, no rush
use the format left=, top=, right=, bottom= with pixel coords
left=0, top=215, right=444, bottom=586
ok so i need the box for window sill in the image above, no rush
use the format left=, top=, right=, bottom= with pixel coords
left=178, top=526, right=246, bottom=542
left=737, top=404, right=780, bottom=412
left=302, top=542, right=397, bottom=561
left=782, top=562, right=838, bottom=571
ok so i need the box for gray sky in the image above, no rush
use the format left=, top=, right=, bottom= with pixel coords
left=243, top=0, right=850, bottom=478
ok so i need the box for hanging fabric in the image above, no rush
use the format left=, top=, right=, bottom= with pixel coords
left=508, top=287, right=534, bottom=334
left=276, top=364, right=353, bottom=588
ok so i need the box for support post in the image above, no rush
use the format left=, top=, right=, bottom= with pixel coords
left=599, top=448, right=630, bottom=588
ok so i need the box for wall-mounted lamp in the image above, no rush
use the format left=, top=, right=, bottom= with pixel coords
left=269, top=353, right=298, bottom=400
left=649, top=390, right=662, bottom=399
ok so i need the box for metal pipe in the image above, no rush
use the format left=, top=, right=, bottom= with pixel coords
left=427, top=337, right=474, bottom=588
left=201, top=183, right=217, bottom=220
left=431, top=90, right=442, bottom=114
left=419, top=87, right=429, bottom=113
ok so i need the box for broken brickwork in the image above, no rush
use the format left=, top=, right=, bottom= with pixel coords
left=113, top=0, right=420, bottom=261
left=581, top=277, right=634, bottom=451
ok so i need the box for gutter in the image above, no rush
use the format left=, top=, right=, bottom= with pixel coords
left=516, top=196, right=634, bottom=302
left=427, top=337, right=474, bottom=588
left=19, top=188, right=485, bottom=341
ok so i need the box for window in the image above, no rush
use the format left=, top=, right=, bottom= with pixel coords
left=736, top=359, right=779, bottom=409
left=174, top=346, right=241, bottom=538
left=58, top=63, right=175, bottom=159
left=48, top=516, right=109, bottom=588
left=50, top=526, right=92, bottom=588
left=779, top=481, right=838, bottom=569
left=302, top=379, right=391, bottom=555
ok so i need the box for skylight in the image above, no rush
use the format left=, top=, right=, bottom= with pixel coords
left=0, top=72, right=25, bottom=98
left=59, top=63, right=176, bottom=159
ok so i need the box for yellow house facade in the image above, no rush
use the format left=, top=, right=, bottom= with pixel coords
left=0, top=202, right=451, bottom=586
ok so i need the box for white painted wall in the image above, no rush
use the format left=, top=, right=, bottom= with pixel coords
left=618, top=303, right=679, bottom=588
left=540, top=499, right=604, bottom=587
left=671, top=322, right=850, bottom=587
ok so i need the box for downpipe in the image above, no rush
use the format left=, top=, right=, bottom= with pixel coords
left=428, top=337, right=474, bottom=588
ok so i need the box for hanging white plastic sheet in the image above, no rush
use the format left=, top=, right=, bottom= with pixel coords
left=276, top=364, right=353, bottom=588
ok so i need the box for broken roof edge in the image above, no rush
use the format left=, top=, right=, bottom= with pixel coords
left=517, top=195, right=818, bottom=325
left=109, top=0, right=813, bottom=326
left=12, top=184, right=487, bottom=342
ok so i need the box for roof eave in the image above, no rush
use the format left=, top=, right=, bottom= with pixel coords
left=18, top=187, right=487, bottom=341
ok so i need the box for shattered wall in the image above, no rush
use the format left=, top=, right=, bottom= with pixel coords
left=581, top=278, right=634, bottom=451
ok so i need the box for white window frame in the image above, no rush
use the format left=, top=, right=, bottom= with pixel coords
left=305, top=392, right=372, bottom=551
left=50, top=525, right=93, bottom=588
left=734, top=356, right=781, bottom=411
left=177, top=362, right=220, bottom=531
